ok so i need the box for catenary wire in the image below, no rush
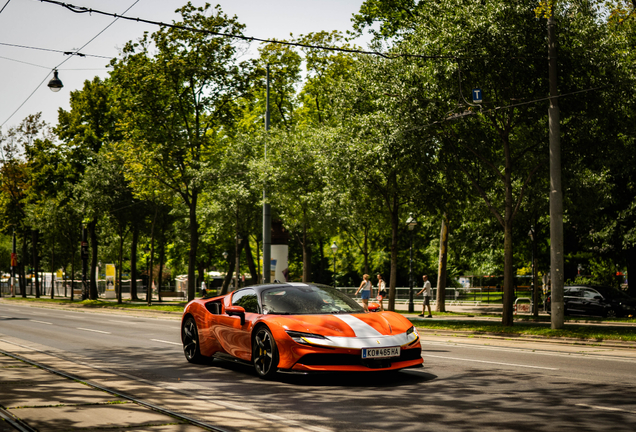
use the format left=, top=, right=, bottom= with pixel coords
left=37, top=0, right=455, bottom=60
left=0, top=41, right=112, bottom=59
left=0, top=0, right=11, bottom=15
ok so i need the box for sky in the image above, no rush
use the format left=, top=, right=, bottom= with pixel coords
left=0, top=0, right=370, bottom=133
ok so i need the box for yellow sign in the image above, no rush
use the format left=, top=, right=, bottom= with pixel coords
left=56, top=269, right=63, bottom=278
left=106, top=264, right=116, bottom=277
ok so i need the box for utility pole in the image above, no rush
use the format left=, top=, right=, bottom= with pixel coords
left=548, top=12, right=564, bottom=329
left=10, top=231, right=16, bottom=297
left=262, top=64, right=271, bottom=284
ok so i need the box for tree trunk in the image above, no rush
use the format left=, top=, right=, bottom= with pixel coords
left=50, top=246, right=55, bottom=299
left=71, top=245, right=76, bottom=301
left=117, top=226, right=124, bottom=304
left=302, top=224, right=312, bottom=283
left=148, top=207, right=157, bottom=306
left=388, top=195, right=399, bottom=312
left=187, top=191, right=198, bottom=302
left=21, top=234, right=27, bottom=298
left=89, top=220, right=98, bottom=300
left=32, top=230, right=40, bottom=298
left=220, top=249, right=235, bottom=295
left=363, top=225, right=370, bottom=275
left=244, top=237, right=258, bottom=285
left=436, top=213, right=449, bottom=312
left=130, top=225, right=139, bottom=301
left=501, top=134, right=516, bottom=326
left=157, top=242, right=165, bottom=302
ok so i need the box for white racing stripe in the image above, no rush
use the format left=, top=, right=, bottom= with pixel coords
left=333, top=314, right=383, bottom=337
left=423, top=354, right=559, bottom=370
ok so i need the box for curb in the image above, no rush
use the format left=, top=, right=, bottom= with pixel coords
left=418, top=328, right=636, bottom=349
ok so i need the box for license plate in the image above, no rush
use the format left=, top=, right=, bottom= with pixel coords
left=362, top=346, right=400, bottom=359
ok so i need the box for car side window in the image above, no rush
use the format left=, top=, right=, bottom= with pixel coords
left=232, top=289, right=260, bottom=314
left=565, top=289, right=581, bottom=297
left=582, top=289, right=601, bottom=299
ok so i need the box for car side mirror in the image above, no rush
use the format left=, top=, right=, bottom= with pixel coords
left=226, top=305, right=246, bottom=325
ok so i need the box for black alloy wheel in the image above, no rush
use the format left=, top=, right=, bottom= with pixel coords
left=604, top=308, right=619, bottom=319
left=253, top=327, right=279, bottom=379
left=182, top=316, right=204, bottom=363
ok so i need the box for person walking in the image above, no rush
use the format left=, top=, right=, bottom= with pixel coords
left=355, top=274, right=372, bottom=312
left=417, top=274, right=432, bottom=318
left=376, top=274, right=387, bottom=311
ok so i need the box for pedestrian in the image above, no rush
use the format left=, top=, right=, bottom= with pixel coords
left=416, top=275, right=433, bottom=318
left=355, top=274, right=372, bottom=312
left=376, top=273, right=387, bottom=311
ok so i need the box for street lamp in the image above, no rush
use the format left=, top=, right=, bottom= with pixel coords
left=47, top=69, right=63, bottom=92
left=330, top=241, right=338, bottom=288
left=406, top=213, right=417, bottom=313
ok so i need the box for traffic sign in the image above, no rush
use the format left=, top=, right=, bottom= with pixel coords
left=472, top=88, right=483, bottom=103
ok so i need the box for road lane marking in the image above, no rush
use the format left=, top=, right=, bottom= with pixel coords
left=0, top=316, right=10, bottom=318
left=151, top=339, right=181, bottom=346
left=423, top=354, right=559, bottom=370
left=108, top=320, right=134, bottom=324
left=29, top=320, right=52, bottom=325
left=77, top=328, right=111, bottom=334
left=576, top=403, right=636, bottom=415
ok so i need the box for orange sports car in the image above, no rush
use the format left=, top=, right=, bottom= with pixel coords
left=181, top=283, right=423, bottom=379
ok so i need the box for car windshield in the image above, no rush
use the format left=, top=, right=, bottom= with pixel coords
left=595, top=287, right=633, bottom=301
left=261, top=285, right=365, bottom=315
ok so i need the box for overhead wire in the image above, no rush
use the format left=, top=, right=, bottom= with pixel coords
left=0, top=42, right=112, bottom=59
left=37, top=0, right=454, bottom=61
left=0, top=0, right=11, bottom=15
left=1, top=0, right=140, bottom=129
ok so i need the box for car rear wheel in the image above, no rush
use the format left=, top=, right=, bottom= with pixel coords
left=182, top=316, right=204, bottom=363
left=253, top=327, right=279, bottom=379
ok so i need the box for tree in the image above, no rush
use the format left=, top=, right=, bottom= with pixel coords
left=111, top=3, right=252, bottom=302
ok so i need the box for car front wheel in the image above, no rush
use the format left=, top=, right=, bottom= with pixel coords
left=182, top=316, right=205, bottom=363
left=253, top=327, right=279, bottom=379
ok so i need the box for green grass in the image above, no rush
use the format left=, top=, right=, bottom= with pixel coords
left=412, top=320, right=636, bottom=342
left=1, top=296, right=186, bottom=313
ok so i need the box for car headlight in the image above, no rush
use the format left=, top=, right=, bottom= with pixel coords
left=285, top=330, right=328, bottom=345
left=406, top=326, right=418, bottom=336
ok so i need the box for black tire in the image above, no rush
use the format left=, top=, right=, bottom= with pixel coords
left=182, top=316, right=204, bottom=364
left=252, top=327, right=279, bottom=379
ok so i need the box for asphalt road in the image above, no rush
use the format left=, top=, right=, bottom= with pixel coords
left=1, top=302, right=636, bottom=431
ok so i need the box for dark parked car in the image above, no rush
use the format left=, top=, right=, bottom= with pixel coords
left=546, top=285, right=636, bottom=318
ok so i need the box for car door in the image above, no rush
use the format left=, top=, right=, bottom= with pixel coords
left=215, top=288, right=260, bottom=361
left=580, top=288, right=604, bottom=316
left=564, top=288, right=584, bottom=314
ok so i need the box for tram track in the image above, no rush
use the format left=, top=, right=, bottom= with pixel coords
left=0, top=347, right=232, bottom=432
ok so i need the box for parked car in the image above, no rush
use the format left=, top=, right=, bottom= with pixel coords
left=546, top=285, right=636, bottom=318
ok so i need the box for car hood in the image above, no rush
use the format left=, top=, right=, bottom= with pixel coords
left=263, top=312, right=418, bottom=349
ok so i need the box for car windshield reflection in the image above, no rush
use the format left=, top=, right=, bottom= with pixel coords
left=261, top=285, right=365, bottom=315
